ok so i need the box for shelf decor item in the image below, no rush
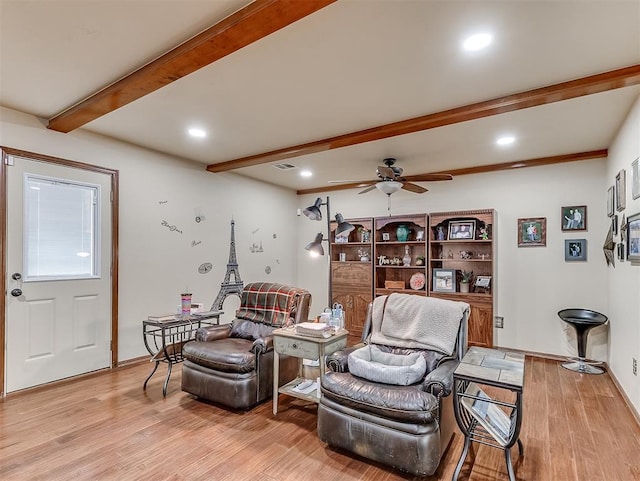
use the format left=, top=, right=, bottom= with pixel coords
left=459, top=270, right=473, bottom=293
left=403, top=245, right=411, bottom=266
left=396, top=224, right=409, bottom=242
left=433, top=268, right=456, bottom=293
left=409, top=272, right=426, bottom=290
left=448, top=220, right=476, bottom=240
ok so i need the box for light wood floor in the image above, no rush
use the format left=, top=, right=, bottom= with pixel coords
left=1, top=356, right=639, bottom=481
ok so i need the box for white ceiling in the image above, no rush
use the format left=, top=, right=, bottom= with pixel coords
left=1, top=0, right=639, bottom=194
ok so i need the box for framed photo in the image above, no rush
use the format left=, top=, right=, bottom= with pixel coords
left=617, top=242, right=625, bottom=261
left=474, top=275, right=492, bottom=292
left=448, top=220, right=476, bottom=240
left=632, top=158, right=639, bottom=200
left=616, top=169, right=626, bottom=212
left=564, top=239, right=587, bottom=261
left=382, top=232, right=390, bottom=241
left=627, top=212, right=640, bottom=265
left=517, top=217, right=546, bottom=247
left=612, top=214, right=618, bottom=236
left=432, top=268, right=456, bottom=293
left=607, top=185, right=615, bottom=217
left=561, top=205, right=587, bottom=231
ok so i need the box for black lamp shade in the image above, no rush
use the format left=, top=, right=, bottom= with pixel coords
left=305, top=232, right=325, bottom=256
left=335, top=213, right=355, bottom=237
left=303, top=198, right=324, bottom=221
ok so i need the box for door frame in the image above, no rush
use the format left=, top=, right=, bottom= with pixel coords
left=0, top=146, right=119, bottom=396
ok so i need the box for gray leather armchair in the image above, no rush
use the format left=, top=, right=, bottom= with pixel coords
left=317, top=293, right=469, bottom=476
left=181, top=282, right=311, bottom=410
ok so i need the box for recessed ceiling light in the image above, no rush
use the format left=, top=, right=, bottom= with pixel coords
left=300, top=170, right=312, bottom=178
left=188, top=128, right=207, bottom=138
left=463, top=33, right=493, bottom=51
left=496, top=135, right=516, bottom=146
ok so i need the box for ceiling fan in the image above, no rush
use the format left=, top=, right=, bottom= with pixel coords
left=330, top=158, right=453, bottom=195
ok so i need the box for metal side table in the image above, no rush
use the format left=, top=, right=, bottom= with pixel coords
left=452, top=347, right=525, bottom=481
left=142, top=311, right=222, bottom=396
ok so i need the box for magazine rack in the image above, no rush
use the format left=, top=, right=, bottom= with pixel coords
left=452, top=347, right=525, bottom=481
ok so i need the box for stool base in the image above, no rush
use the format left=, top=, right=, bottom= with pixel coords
left=562, top=360, right=605, bottom=375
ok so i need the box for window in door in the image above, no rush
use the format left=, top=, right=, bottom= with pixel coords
left=24, top=174, right=101, bottom=281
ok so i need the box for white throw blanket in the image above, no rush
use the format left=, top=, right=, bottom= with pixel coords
left=370, top=294, right=469, bottom=355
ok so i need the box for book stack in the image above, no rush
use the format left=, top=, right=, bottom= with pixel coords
left=295, top=322, right=334, bottom=338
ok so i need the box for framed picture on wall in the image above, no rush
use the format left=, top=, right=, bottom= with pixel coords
left=517, top=217, right=546, bottom=247
left=607, top=185, right=615, bottom=217
left=616, top=169, right=626, bottom=212
left=564, top=239, right=587, bottom=262
left=561, top=205, right=587, bottom=231
left=632, top=158, right=640, bottom=200
left=627, top=212, right=640, bottom=265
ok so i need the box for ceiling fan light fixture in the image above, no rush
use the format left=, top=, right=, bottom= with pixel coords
left=303, top=197, right=324, bottom=221
left=335, top=213, right=355, bottom=237
left=375, top=181, right=403, bottom=195
left=305, top=232, right=325, bottom=257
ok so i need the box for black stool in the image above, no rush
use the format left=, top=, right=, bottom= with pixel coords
left=558, top=308, right=608, bottom=374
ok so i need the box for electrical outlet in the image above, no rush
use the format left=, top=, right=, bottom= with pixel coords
left=633, top=358, right=637, bottom=376
left=494, top=316, right=504, bottom=329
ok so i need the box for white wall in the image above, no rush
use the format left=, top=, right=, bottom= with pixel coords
left=297, top=158, right=609, bottom=362
left=607, top=95, right=640, bottom=413
left=1, top=107, right=299, bottom=361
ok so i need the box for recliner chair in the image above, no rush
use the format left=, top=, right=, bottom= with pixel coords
left=317, top=293, right=469, bottom=476
left=181, top=282, right=311, bottom=410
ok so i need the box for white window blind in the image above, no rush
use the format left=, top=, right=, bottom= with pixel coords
left=24, top=175, right=100, bottom=280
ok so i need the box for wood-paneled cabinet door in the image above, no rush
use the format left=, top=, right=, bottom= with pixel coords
left=332, top=292, right=371, bottom=344
left=468, top=302, right=493, bottom=348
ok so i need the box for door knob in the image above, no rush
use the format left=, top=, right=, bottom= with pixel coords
left=11, top=288, right=22, bottom=297
left=12, top=272, right=22, bottom=281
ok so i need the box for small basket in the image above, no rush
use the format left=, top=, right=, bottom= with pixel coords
left=384, top=280, right=405, bottom=289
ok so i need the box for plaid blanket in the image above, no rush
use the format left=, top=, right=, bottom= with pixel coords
left=235, top=282, right=309, bottom=327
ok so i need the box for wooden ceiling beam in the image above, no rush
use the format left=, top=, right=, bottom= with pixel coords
left=295, top=150, right=608, bottom=195
left=47, top=0, right=336, bottom=133
left=208, top=64, right=640, bottom=173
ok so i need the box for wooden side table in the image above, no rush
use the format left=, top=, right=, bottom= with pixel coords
left=272, top=327, right=348, bottom=414
left=452, top=347, right=525, bottom=481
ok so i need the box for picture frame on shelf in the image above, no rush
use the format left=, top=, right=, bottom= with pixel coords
left=474, top=275, right=492, bottom=293
left=382, top=232, right=390, bottom=242
left=632, top=158, right=639, bottom=200
left=627, top=212, right=640, bottom=265
left=448, top=220, right=476, bottom=240
left=607, top=185, right=615, bottom=217
left=564, top=239, right=587, bottom=262
left=561, top=205, right=587, bottom=231
left=335, top=235, right=349, bottom=243
left=517, top=217, right=546, bottom=247
left=432, top=268, right=456, bottom=293
left=616, top=169, right=626, bottom=212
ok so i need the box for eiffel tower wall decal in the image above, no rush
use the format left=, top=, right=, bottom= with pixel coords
left=210, top=219, right=244, bottom=311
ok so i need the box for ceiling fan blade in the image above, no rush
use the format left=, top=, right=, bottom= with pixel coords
left=358, top=185, right=378, bottom=194
left=405, top=173, right=453, bottom=182
left=401, top=182, right=428, bottom=194
left=329, top=178, right=375, bottom=184
left=377, top=166, right=396, bottom=179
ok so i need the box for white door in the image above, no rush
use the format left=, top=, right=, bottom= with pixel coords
left=5, top=155, right=112, bottom=392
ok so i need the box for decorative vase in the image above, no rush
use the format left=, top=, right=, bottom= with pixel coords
left=402, top=245, right=411, bottom=266
left=396, top=224, right=409, bottom=242
left=460, top=282, right=470, bottom=293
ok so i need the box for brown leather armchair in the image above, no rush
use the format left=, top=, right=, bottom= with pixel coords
left=181, top=282, right=311, bottom=410
left=317, top=293, right=469, bottom=476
